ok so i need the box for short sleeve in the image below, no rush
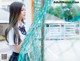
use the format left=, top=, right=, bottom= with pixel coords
left=7, top=28, right=15, bottom=45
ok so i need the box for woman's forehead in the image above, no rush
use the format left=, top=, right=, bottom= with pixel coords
left=22, top=5, right=25, bottom=8
left=21, top=5, right=26, bottom=10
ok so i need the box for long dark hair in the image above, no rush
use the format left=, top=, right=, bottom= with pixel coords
left=5, top=2, right=24, bottom=45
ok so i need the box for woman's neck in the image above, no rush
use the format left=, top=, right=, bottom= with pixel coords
left=18, top=18, right=22, bottom=24
left=18, top=17, right=22, bottom=23
left=18, top=20, right=22, bottom=23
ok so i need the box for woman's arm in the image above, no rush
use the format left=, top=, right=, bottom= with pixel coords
left=13, top=42, right=23, bottom=53
left=7, top=28, right=23, bottom=53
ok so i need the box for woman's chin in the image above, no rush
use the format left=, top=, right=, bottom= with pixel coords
left=23, top=17, right=26, bottom=20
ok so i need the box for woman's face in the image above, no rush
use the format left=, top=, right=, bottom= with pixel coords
left=18, top=5, right=26, bottom=21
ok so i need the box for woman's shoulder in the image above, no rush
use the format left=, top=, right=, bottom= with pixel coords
left=8, top=27, right=14, bottom=34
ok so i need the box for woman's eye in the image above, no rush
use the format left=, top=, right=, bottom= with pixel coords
left=21, top=9, right=26, bottom=11
left=21, top=9, right=24, bottom=11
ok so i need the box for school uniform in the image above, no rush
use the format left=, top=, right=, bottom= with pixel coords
left=7, top=22, right=30, bottom=61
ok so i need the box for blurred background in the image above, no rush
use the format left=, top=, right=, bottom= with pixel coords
left=0, top=0, right=80, bottom=61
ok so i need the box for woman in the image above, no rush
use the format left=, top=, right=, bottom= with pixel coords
left=5, top=2, right=29, bottom=61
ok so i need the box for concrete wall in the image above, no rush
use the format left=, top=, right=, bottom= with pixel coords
left=0, top=23, right=8, bottom=35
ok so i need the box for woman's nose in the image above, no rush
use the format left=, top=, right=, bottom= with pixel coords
left=24, top=10, right=26, bottom=13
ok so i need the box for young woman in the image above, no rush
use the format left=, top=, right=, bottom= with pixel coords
left=5, top=2, right=29, bottom=61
